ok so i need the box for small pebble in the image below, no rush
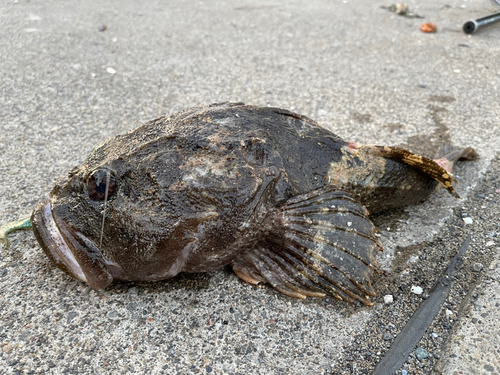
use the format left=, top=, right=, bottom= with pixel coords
left=67, top=311, right=79, bottom=324
left=411, top=286, right=423, bottom=295
left=401, top=370, right=408, bottom=375
left=106, top=67, right=117, bottom=75
left=98, top=24, right=107, bottom=32
left=431, top=333, right=438, bottom=339
left=486, top=241, right=495, bottom=247
left=106, top=310, right=119, bottom=319
left=2, top=343, right=13, bottom=354
left=476, top=193, right=485, bottom=199
left=420, top=22, right=437, bottom=33
left=445, top=309, right=454, bottom=318
left=415, top=347, right=429, bottom=360
left=471, top=263, right=484, bottom=272
left=463, top=217, right=473, bottom=225
left=394, top=3, right=408, bottom=14
left=384, top=295, right=393, bottom=304
left=383, top=333, right=393, bottom=341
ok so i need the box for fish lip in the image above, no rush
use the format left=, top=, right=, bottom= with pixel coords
left=32, top=197, right=114, bottom=290
left=32, top=197, right=87, bottom=283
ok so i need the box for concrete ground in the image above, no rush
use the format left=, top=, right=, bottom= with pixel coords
left=0, top=0, right=499, bottom=374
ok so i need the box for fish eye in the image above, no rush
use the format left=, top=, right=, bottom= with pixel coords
left=87, top=169, right=118, bottom=201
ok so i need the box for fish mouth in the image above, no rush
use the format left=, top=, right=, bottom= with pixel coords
left=32, top=197, right=113, bottom=290
left=32, top=198, right=87, bottom=282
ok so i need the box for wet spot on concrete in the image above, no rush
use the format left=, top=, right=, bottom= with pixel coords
left=403, top=105, right=450, bottom=157
left=385, top=122, right=405, bottom=133
left=371, top=206, right=410, bottom=233
left=429, top=95, right=455, bottom=103
left=351, top=112, right=373, bottom=124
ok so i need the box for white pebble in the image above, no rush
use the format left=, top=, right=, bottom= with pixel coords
left=384, top=295, right=393, bottom=304
left=408, top=255, right=419, bottom=264
left=411, top=286, right=423, bottom=295
left=463, top=217, right=473, bottom=225
left=106, top=67, right=117, bottom=75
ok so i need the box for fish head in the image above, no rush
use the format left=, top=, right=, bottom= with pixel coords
left=30, top=125, right=183, bottom=286
left=31, top=148, right=182, bottom=289
left=30, top=127, right=273, bottom=290
left=31, top=160, right=123, bottom=290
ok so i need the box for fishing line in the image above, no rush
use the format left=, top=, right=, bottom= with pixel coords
left=99, top=170, right=111, bottom=249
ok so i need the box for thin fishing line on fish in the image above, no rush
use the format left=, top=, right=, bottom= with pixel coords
left=99, top=170, right=111, bottom=249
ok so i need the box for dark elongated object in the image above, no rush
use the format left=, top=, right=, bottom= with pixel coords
left=371, top=235, right=471, bottom=375
left=463, top=10, right=500, bottom=34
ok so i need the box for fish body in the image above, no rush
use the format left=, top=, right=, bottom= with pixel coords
left=31, top=103, right=476, bottom=305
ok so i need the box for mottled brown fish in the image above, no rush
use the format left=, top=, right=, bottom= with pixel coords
left=29, top=103, right=476, bottom=305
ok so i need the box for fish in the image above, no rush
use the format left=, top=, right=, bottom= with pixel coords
left=28, top=102, right=476, bottom=305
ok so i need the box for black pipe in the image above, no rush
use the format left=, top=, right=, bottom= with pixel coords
left=463, top=10, right=500, bottom=34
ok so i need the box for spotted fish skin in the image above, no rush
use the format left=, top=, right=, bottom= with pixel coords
left=30, top=103, right=475, bottom=304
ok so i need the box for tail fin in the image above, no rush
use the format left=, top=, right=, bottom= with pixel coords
left=434, top=145, right=477, bottom=174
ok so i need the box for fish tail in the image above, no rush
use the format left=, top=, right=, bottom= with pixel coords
left=433, top=144, right=477, bottom=173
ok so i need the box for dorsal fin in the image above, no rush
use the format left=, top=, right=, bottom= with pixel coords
left=364, top=146, right=460, bottom=198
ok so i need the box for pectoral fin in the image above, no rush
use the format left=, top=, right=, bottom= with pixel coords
left=231, top=186, right=382, bottom=305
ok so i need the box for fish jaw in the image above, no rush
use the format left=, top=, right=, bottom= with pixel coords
left=31, top=197, right=113, bottom=290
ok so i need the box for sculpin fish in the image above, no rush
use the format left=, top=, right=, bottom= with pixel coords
left=22, top=103, right=476, bottom=305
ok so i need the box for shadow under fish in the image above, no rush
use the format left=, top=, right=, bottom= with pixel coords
left=1, top=103, right=477, bottom=305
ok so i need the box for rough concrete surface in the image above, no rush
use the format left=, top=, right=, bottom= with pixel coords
left=0, top=0, right=499, bottom=374
left=437, top=252, right=500, bottom=374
